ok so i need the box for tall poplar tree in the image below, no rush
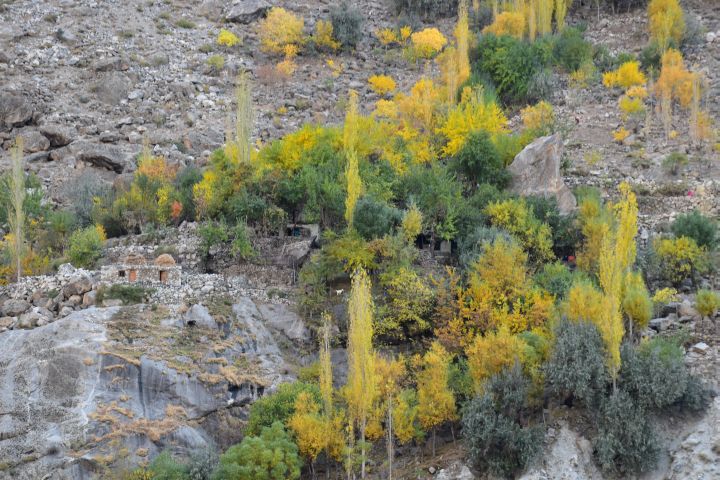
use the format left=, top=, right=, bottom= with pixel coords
left=344, top=90, right=362, bottom=229
left=9, top=137, right=25, bottom=283
left=345, top=268, right=376, bottom=478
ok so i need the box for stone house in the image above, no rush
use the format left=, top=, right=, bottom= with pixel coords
left=101, top=253, right=181, bottom=286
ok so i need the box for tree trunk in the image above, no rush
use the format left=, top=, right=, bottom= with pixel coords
left=432, top=427, right=436, bottom=457
left=387, top=395, right=394, bottom=480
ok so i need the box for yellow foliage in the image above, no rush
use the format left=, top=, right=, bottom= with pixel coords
left=137, top=153, right=177, bottom=182
left=468, top=238, right=529, bottom=309
left=368, top=74, right=396, bottom=96
left=217, top=29, right=240, bottom=47
left=565, top=280, right=605, bottom=324
left=326, top=58, right=344, bottom=78
left=455, top=1, right=471, bottom=86
left=655, top=49, right=696, bottom=108
left=654, top=236, right=706, bottom=285
left=344, top=91, right=363, bottom=228
left=602, top=61, right=647, bottom=90
left=192, top=169, right=219, bottom=219
left=648, top=0, right=685, bottom=51
left=416, top=342, right=456, bottom=431
left=373, top=99, right=398, bottom=119
left=289, top=392, right=327, bottom=462
left=436, top=86, right=509, bottom=156
left=482, top=11, right=525, bottom=39
left=401, top=204, right=423, bottom=242
left=466, top=326, right=526, bottom=392
left=521, top=101, right=554, bottom=133
left=576, top=192, right=611, bottom=275
left=613, top=127, right=630, bottom=142
left=313, top=19, right=340, bottom=52
left=400, top=26, right=412, bottom=41
left=626, top=85, right=648, bottom=98
left=568, top=62, right=596, bottom=89
left=396, top=78, right=444, bottom=135
left=259, top=7, right=305, bottom=55
left=379, top=267, right=433, bottom=338
left=652, top=287, right=678, bottom=304
left=410, top=28, right=448, bottom=58
left=376, top=28, right=398, bottom=46
left=484, top=198, right=554, bottom=264
left=393, top=390, right=419, bottom=445
left=619, top=95, right=645, bottom=120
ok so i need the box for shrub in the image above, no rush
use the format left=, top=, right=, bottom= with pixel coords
left=148, top=451, right=188, bottom=480
left=475, top=34, right=550, bottom=104
left=214, top=421, right=301, bottom=480
left=452, top=130, right=508, bottom=188
left=410, top=27, right=447, bottom=58
left=96, top=284, right=151, bottom=305
left=553, top=28, right=593, bottom=72
left=544, top=320, right=608, bottom=408
left=367, top=74, right=396, bottom=96
left=330, top=3, right=363, bottom=50
left=311, top=19, right=340, bottom=52
left=671, top=210, right=717, bottom=249
left=64, top=172, right=110, bottom=227
left=352, top=196, right=401, bottom=240
left=378, top=267, right=433, bottom=339
left=619, top=340, right=687, bottom=410
left=198, top=221, right=230, bottom=258
left=661, top=152, right=688, bottom=175
left=206, top=54, right=224, bottom=73
left=594, top=390, right=660, bottom=474
left=456, top=226, right=510, bottom=269
left=245, top=382, right=321, bottom=436
left=462, top=364, right=543, bottom=478
left=217, top=29, right=240, bottom=47
left=466, top=327, right=527, bottom=392
left=521, top=101, right=555, bottom=136
left=648, top=0, right=685, bottom=51
left=525, top=195, right=580, bottom=256
left=639, top=41, right=663, bottom=71
left=68, top=225, right=105, bottom=268
left=602, top=61, right=647, bottom=90
left=695, top=289, right=720, bottom=319
left=676, top=375, right=713, bottom=413
left=653, top=236, right=707, bottom=285
left=534, top=262, right=573, bottom=300
left=187, top=448, right=218, bottom=480
left=259, top=7, right=305, bottom=55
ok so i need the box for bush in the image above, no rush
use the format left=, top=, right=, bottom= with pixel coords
left=525, top=195, right=580, bottom=256
left=64, top=172, right=110, bottom=227
left=148, top=451, right=188, bottom=480
left=214, top=421, right=301, bottom=480
left=475, top=34, right=549, bottom=104
left=187, top=448, right=218, bottom=480
left=544, top=320, right=608, bottom=408
left=639, top=41, right=663, bottom=71
left=452, top=130, right=509, bottom=188
left=330, top=3, right=363, bottom=50
left=676, top=375, right=714, bottom=413
left=259, top=7, right=305, bottom=55
left=594, top=390, right=660, bottom=474
left=410, top=27, right=448, bottom=59
left=198, top=221, right=230, bottom=259
left=462, top=364, right=543, bottom=478
left=619, top=340, right=687, bottom=410
left=662, top=152, right=688, bottom=175
left=534, top=262, right=574, bottom=299
left=553, top=28, right=593, bottom=72
left=695, top=289, right=720, bottom=319
left=352, top=196, right=401, bottom=240
left=68, top=225, right=105, bottom=268
left=653, top=236, right=707, bottom=285
left=456, top=225, right=510, bottom=269
left=245, top=382, right=321, bottom=436
left=96, top=284, right=152, bottom=305
left=671, top=210, right=717, bottom=249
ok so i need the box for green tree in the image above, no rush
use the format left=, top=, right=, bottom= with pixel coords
left=452, top=130, right=508, bottom=188
left=214, top=421, right=301, bottom=480
left=245, top=382, right=321, bottom=436
left=68, top=225, right=105, bottom=269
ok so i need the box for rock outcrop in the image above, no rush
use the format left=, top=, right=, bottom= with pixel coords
left=507, top=134, right=577, bottom=215
left=0, top=297, right=305, bottom=479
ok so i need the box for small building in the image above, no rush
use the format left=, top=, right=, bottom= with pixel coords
left=101, top=253, right=181, bottom=286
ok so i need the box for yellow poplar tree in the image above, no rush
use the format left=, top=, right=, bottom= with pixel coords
left=455, top=0, right=471, bottom=87
left=537, top=0, right=553, bottom=36
left=417, top=341, right=456, bottom=456
left=9, top=137, right=25, bottom=282
left=319, top=313, right=333, bottom=417
left=554, top=0, right=573, bottom=31
left=345, top=268, right=376, bottom=478
left=344, top=90, right=362, bottom=228
left=289, top=391, right=328, bottom=469
left=226, top=72, right=253, bottom=165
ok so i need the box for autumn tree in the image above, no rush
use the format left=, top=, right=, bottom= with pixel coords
left=417, top=341, right=456, bottom=456
left=345, top=268, right=376, bottom=478
left=225, top=72, right=253, bottom=165
left=9, top=137, right=25, bottom=282
left=465, top=326, right=527, bottom=392
left=648, top=0, right=685, bottom=52
left=289, top=392, right=327, bottom=472
left=372, top=355, right=406, bottom=480
left=344, top=90, right=362, bottom=228
left=622, top=272, right=652, bottom=340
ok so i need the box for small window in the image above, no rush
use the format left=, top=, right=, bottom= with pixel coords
left=118, top=270, right=126, bottom=278
left=128, top=270, right=137, bottom=282
left=159, top=270, right=168, bottom=283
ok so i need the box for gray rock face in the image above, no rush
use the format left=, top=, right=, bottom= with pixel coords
left=224, top=0, right=271, bottom=23
left=62, top=273, right=94, bottom=298
left=519, top=423, right=602, bottom=480
left=19, top=129, right=50, bottom=153
left=0, top=299, right=298, bottom=479
left=507, top=134, right=577, bottom=215
left=0, top=92, right=34, bottom=130
left=74, top=141, right=134, bottom=173
left=436, top=461, right=475, bottom=480
left=257, top=302, right=309, bottom=343
left=93, top=71, right=132, bottom=105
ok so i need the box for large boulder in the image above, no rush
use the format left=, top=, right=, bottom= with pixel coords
left=183, top=304, right=218, bottom=329
left=1, top=298, right=30, bottom=317
left=74, top=141, right=134, bottom=173
left=62, top=273, right=94, bottom=298
left=224, top=0, right=271, bottom=23
left=0, top=92, right=34, bottom=130
left=257, top=302, right=309, bottom=343
left=507, top=134, right=577, bottom=215
left=40, top=124, right=77, bottom=147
